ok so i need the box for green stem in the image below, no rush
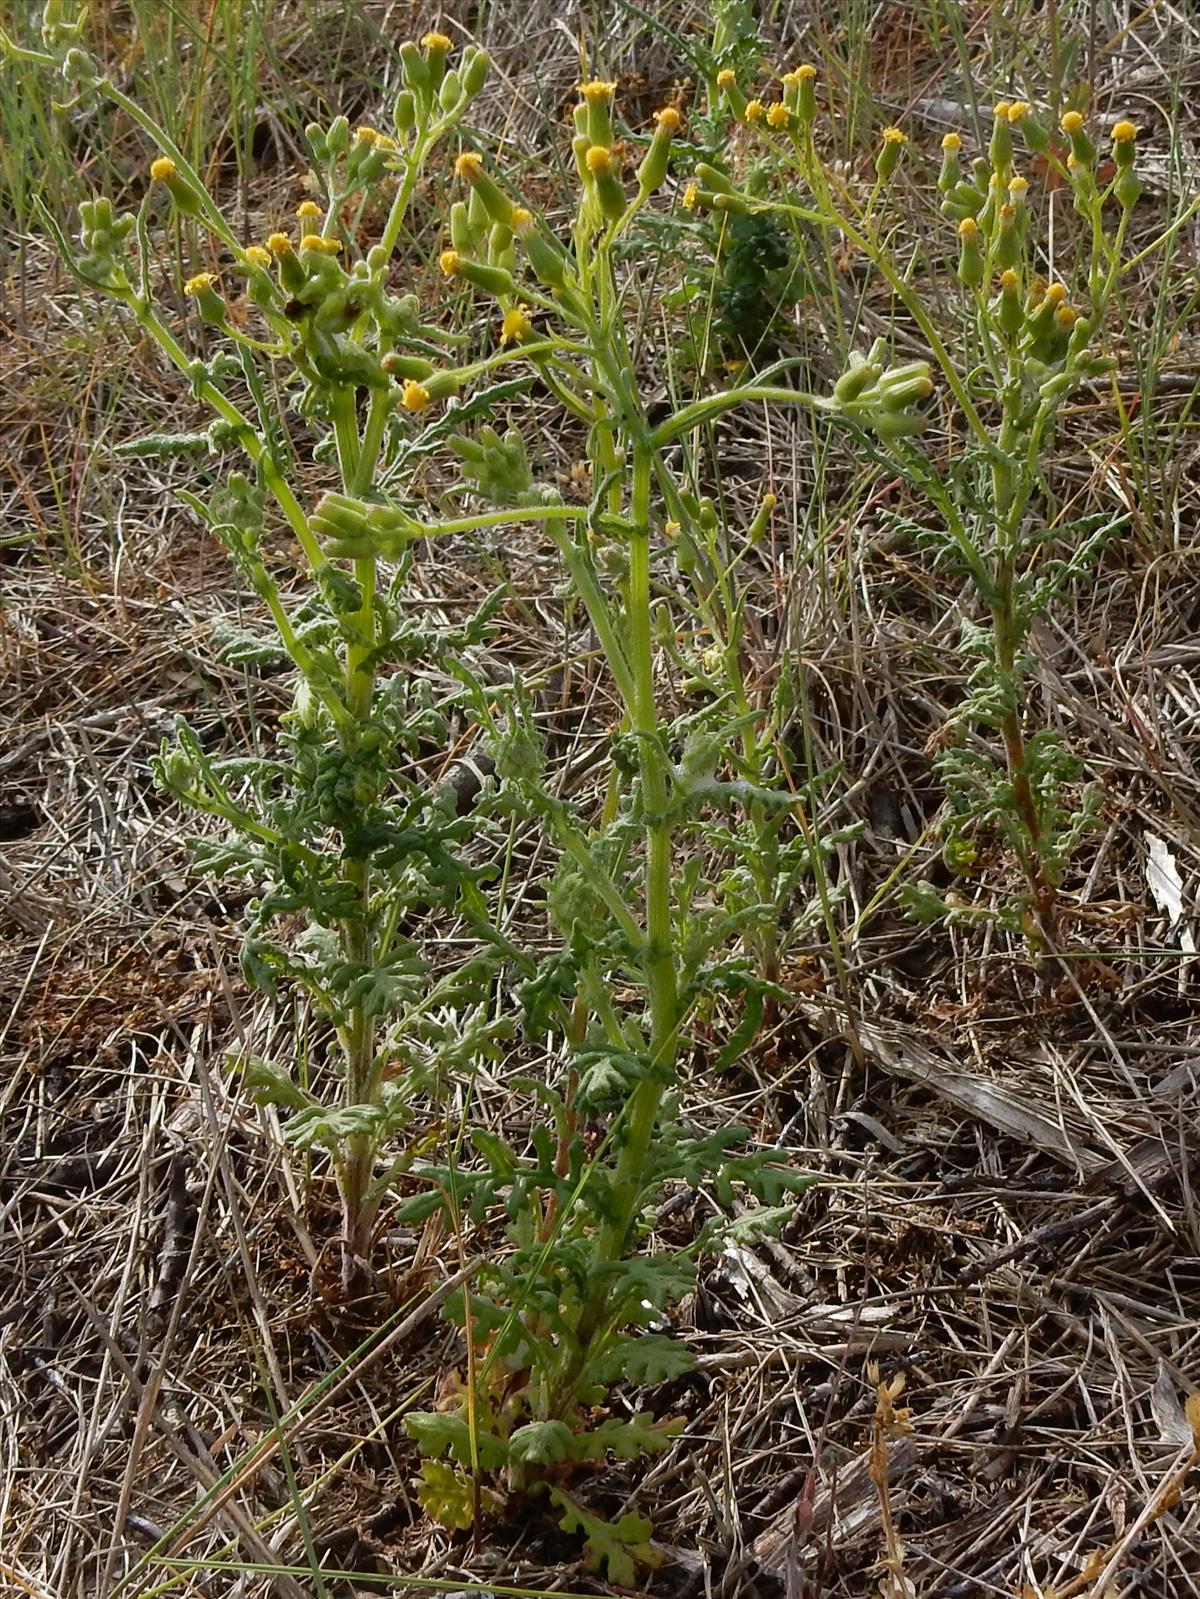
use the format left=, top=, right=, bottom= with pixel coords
left=559, top=442, right=678, bottom=1394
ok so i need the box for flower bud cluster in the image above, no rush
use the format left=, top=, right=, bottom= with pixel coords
left=937, top=104, right=1140, bottom=400
left=832, top=340, right=935, bottom=440
left=394, top=32, right=490, bottom=139
left=76, top=196, right=134, bottom=288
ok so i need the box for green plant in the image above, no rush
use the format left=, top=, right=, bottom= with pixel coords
left=369, top=79, right=924, bottom=1575
left=692, top=64, right=1195, bottom=947
left=16, top=11, right=539, bottom=1291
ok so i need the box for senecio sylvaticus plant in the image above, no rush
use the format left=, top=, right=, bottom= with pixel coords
left=8, top=6, right=896, bottom=1575
left=695, top=61, right=1190, bottom=948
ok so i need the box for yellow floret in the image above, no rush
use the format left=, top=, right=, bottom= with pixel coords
left=1060, top=110, right=1085, bottom=133
left=500, top=306, right=532, bottom=343
left=579, top=79, right=617, bottom=102
left=150, top=156, right=177, bottom=181
left=1054, top=303, right=1078, bottom=327
left=655, top=106, right=682, bottom=131
left=794, top=63, right=817, bottom=80
left=184, top=272, right=217, bottom=295
left=745, top=99, right=765, bottom=124
left=958, top=217, right=979, bottom=237
left=243, top=245, right=272, bottom=268
left=766, top=103, right=790, bottom=129
left=1000, top=268, right=1019, bottom=289
left=354, top=125, right=380, bottom=144
left=267, top=232, right=293, bottom=255
left=296, top=200, right=322, bottom=219
left=716, top=69, right=735, bottom=89
left=682, top=182, right=699, bottom=210
left=882, top=125, right=906, bottom=144
left=585, top=144, right=612, bottom=175
left=509, top=206, right=534, bottom=228
left=1007, top=100, right=1031, bottom=122
left=1008, top=175, right=1029, bottom=195
left=402, top=380, right=432, bottom=411
left=1044, top=282, right=1067, bottom=304
left=422, top=31, right=453, bottom=51
left=762, top=492, right=778, bottom=510
left=993, top=100, right=1011, bottom=118
left=942, top=132, right=962, bottom=151
left=439, top=248, right=461, bottom=276
left=302, top=234, right=341, bottom=253
left=455, top=151, right=484, bottom=179
left=1111, top=119, right=1137, bottom=142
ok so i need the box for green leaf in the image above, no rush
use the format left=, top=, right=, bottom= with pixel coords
left=593, top=1334, right=694, bottom=1386
left=507, top=1420, right=577, bottom=1465
left=549, top=1488, right=658, bottom=1586
left=415, top=1460, right=475, bottom=1531
left=230, top=1053, right=315, bottom=1113
left=404, top=1410, right=509, bottom=1470
left=580, top=1412, right=685, bottom=1462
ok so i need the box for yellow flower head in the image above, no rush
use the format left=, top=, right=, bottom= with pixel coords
left=1008, top=175, right=1029, bottom=195
left=509, top=206, right=534, bottom=229
left=579, top=79, right=617, bottom=103
left=716, top=69, right=736, bottom=89
left=655, top=105, right=682, bottom=131
left=421, top=31, right=453, bottom=52
left=794, top=63, right=817, bottom=80
left=354, top=125, right=380, bottom=144
left=439, top=248, right=461, bottom=276
left=1054, top=302, right=1078, bottom=328
left=500, top=306, right=532, bottom=343
left=1060, top=110, right=1085, bottom=134
left=1007, top=100, right=1031, bottom=123
left=1044, top=281, right=1067, bottom=305
left=267, top=231, right=293, bottom=255
left=302, top=234, right=341, bottom=254
left=243, top=245, right=272, bottom=268
left=1000, top=268, right=1019, bottom=289
left=958, top=216, right=979, bottom=238
left=766, top=103, right=790, bottom=129
left=585, top=144, right=612, bottom=175
left=762, top=491, right=778, bottom=510
left=184, top=272, right=217, bottom=295
left=664, top=519, right=681, bottom=537
left=150, top=156, right=177, bottom=182
left=1111, top=119, right=1137, bottom=142
left=455, top=151, right=484, bottom=179
left=296, top=200, right=322, bottom=220
left=682, top=181, right=699, bottom=210
left=993, top=100, right=1012, bottom=119
left=402, top=379, right=432, bottom=411
left=882, top=125, right=906, bottom=144
left=745, top=99, right=765, bottom=124
left=941, top=131, right=962, bottom=152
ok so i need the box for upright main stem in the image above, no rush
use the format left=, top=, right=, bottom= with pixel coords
left=335, top=387, right=387, bottom=1285
left=560, top=439, right=678, bottom=1391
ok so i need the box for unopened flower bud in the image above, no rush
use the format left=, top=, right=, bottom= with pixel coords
left=150, top=155, right=202, bottom=216
left=184, top=271, right=226, bottom=325
left=1060, top=109, right=1096, bottom=166
left=956, top=215, right=984, bottom=288
left=579, top=78, right=617, bottom=147
left=875, top=125, right=906, bottom=181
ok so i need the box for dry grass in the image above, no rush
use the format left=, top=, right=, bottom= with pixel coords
left=5, top=2, right=1200, bottom=1596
